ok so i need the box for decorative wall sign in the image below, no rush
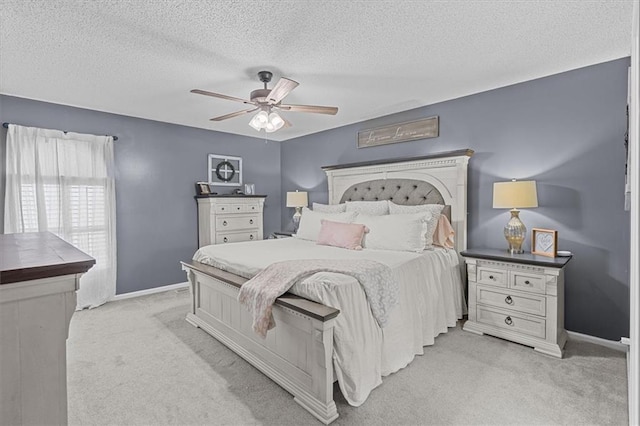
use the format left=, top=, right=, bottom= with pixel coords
left=357, top=116, right=439, bottom=148
left=531, top=228, right=558, bottom=258
left=208, top=154, right=242, bottom=186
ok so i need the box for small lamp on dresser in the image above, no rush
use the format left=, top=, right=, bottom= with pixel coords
left=286, top=190, right=308, bottom=232
left=493, top=179, right=538, bottom=254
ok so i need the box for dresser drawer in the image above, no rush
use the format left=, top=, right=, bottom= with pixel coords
left=476, top=266, right=507, bottom=288
left=510, top=271, right=546, bottom=294
left=476, top=285, right=546, bottom=316
left=476, top=305, right=546, bottom=339
left=216, top=231, right=258, bottom=244
left=216, top=216, right=258, bottom=231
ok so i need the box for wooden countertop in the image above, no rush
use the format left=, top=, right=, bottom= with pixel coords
left=0, top=232, right=96, bottom=284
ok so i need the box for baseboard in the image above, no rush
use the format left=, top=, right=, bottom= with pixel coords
left=110, top=282, right=189, bottom=302
left=567, top=330, right=628, bottom=352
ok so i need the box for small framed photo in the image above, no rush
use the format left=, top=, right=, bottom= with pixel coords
left=195, top=181, right=211, bottom=196
left=531, top=228, right=558, bottom=258
left=244, top=183, right=255, bottom=195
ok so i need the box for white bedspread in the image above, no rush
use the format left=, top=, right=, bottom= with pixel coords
left=193, top=238, right=466, bottom=406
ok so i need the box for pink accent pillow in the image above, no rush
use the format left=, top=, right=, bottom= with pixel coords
left=433, top=214, right=455, bottom=249
left=316, top=219, right=369, bottom=250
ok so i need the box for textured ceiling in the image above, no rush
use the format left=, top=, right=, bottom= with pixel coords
left=0, top=1, right=634, bottom=142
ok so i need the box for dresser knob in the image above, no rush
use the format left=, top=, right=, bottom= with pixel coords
left=223, top=221, right=227, bottom=226
left=489, top=275, right=494, bottom=280
left=237, top=207, right=241, bottom=210
left=505, top=295, right=513, bottom=305
left=249, top=219, right=254, bottom=224
left=524, top=280, right=531, bottom=285
left=223, top=237, right=228, bottom=243
left=250, top=235, right=254, bottom=240
left=505, top=316, right=513, bottom=326
left=221, top=207, right=225, bottom=211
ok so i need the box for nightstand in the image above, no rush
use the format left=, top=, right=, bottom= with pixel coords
left=461, top=248, right=572, bottom=358
left=271, top=231, right=294, bottom=239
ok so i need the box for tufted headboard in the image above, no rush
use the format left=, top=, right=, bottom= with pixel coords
left=322, top=149, right=473, bottom=253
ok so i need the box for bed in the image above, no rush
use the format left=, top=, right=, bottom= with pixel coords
left=181, top=149, right=473, bottom=424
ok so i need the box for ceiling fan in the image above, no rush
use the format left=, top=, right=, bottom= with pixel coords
left=191, top=71, right=338, bottom=133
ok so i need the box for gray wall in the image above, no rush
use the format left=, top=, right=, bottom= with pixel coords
left=0, top=95, right=282, bottom=295
left=281, top=58, right=631, bottom=341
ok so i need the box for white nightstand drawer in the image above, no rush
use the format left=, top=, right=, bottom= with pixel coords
left=476, top=267, right=508, bottom=287
left=511, top=271, right=546, bottom=294
left=216, top=231, right=257, bottom=244
left=476, top=285, right=546, bottom=316
left=476, top=305, right=546, bottom=339
left=216, top=216, right=258, bottom=231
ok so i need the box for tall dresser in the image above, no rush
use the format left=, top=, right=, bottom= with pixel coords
left=1, top=232, right=95, bottom=426
left=196, top=195, right=267, bottom=248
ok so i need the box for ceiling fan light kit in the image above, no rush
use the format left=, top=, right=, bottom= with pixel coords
left=191, top=70, right=338, bottom=133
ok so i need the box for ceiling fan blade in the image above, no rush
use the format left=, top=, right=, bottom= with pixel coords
left=278, top=104, right=338, bottom=115
left=266, top=78, right=299, bottom=104
left=281, top=116, right=293, bottom=128
left=191, top=89, right=253, bottom=105
left=210, top=108, right=259, bottom=121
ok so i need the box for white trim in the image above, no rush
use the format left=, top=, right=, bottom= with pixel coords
left=110, top=282, right=189, bottom=302
left=566, top=331, right=628, bottom=353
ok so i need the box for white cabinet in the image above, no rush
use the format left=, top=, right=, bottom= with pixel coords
left=196, top=196, right=266, bottom=248
left=1, top=232, right=95, bottom=426
left=461, top=249, right=572, bottom=358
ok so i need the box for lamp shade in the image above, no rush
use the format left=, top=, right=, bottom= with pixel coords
left=286, top=191, right=308, bottom=207
left=493, top=180, right=538, bottom=209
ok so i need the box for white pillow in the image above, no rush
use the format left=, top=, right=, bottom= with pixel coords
left=295, top=208, right=357, bottom=241
left=345, top=200, right=390, bottom=215
left=354, top=213, right=429, bottom=253
left=312, top=202, right=347, bottom=213
left=388, top=202, right=444, bottom=248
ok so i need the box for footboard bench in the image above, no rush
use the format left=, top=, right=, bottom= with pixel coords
left=181, top=260, right=340, bottom=424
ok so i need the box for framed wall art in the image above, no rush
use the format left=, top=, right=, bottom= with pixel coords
left=357, top=116, right=439, bottom=148
left=208, top=154, right=242, bottom=186
left=531, top=228, right=558, bottom=258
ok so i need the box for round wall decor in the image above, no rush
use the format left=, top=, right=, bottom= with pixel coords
left=215, top=160, right=236, bottom=182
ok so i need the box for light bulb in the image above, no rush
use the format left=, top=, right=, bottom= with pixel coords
left=255, top=111, right=268, bottom=125
left=265, top=121, right=276, bottom=133
left=269, top=112, right=285, bottom=130
left=249, top=111, right=269, bottom=131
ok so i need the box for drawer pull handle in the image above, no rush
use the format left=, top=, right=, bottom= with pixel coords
left=237, top=207, right=241, bottom=210
left=249, top=219, right=254, bottom=224
left=505, top=295, right=513, bottom=305
left=524, top=280, right=531, bottom=285
left=222, top=221, right=227, bottom=226
left=250, top=235, right=254, bottom=240
left=505, top=316, right=513, bottom=326
left=221, top=207, right=225, bottom=211
left=489, top=275, right=494, bottom=280
left=223, top=237, right=228, bottom=243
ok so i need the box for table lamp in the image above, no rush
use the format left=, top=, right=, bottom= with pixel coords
left=493, top=180, right=538, bottom=254
left=286, top=190, right=308, bottom=232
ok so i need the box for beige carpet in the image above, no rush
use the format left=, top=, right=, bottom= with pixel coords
left=67, top=289, right=628, bottom=425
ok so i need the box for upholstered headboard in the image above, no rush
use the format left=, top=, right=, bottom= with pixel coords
left=322, top=149, right=473, bottom=253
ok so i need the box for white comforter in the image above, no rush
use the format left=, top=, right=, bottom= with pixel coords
left=193, top=238, right=466, bottom=406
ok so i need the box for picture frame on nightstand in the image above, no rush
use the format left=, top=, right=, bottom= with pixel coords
left=531, top=228, right=558, bottom=258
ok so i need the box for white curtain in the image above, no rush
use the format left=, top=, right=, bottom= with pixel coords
left=4, top=124, right=117, bottom=309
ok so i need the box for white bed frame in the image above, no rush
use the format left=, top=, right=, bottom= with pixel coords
left=182, top=150, right=473, bottom=424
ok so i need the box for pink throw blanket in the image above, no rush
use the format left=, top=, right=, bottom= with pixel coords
left=238, top=259, right=396, bottom=338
